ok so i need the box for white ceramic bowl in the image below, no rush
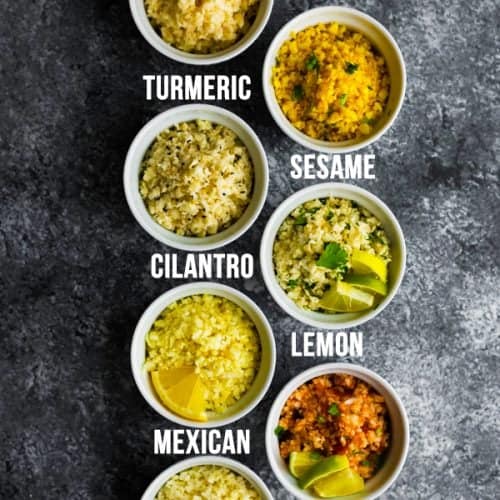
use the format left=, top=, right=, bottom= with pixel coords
left=124, top=104, right=268, bottom=251
left=266, top=363, right=409, bottom=500
left=263, top=6, right=406, bottom=153
left=141, top=456, right=273, bottom=500
left=131, top=282, right=276, bottom=428
left=130, top=0, right=273, bottom=65
left=260, top=183, right=406, bottom=329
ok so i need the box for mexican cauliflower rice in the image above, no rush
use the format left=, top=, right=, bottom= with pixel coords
left=145, top=294, right=261, bottom=413
left=144, top=0, right=260, bottom=54
left=140, top=120, right=254, bottom=237
left=273, top=197, right=391, bottom=312
left=272, top=22, right=390, bottom=141
left=156, top=465, right=261, bottom=500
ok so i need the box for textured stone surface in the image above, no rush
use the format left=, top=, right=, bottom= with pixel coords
left=1, top=0, right=499, bottom=499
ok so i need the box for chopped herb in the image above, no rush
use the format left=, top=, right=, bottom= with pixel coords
left=345, top=223, right=351, bottom=230
left=275, top=57, right=280, bottom=67
left=304, top=282, right=316, bottom=291
left=287, top=279, right=299, bottom=288
left=319, top=197, right=328, bottom=205
left=293, top=214, right=307, bottom=225
left=317, top=415, right=326, bottom=424
left=292, top=84, right=304, bottom=101
left=339, top=93, right=348, bottom=106
left=362, top=117, right=376, bottom=126
left=345, top=62, right=359, bottom=74
left=310, top=451, right=322, bottom=460
left=325, top=211, right=334, bottom=221
left=274, top=425, right=285, bottom=437
left=306, top=206, right=321, bottom=215
left=317, top=243, right=348, bottom=273
left=368, top=231, right=385, bottom=244
left=328, top=403, right=340, bottom=416
left=361, top=460, right=372, bottom=467
left=367, top=85, right=373, bottom=90
left=306, top=53, right=319, bottom=71
left=376, top=428, right=383, bottom=436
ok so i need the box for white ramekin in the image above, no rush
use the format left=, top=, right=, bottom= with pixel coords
left=266, top=363, right=409, bottom=500
left=130, top=282, right=276, bottom=428
left=263, top=6, right=406, bottom=153
left=123, top=104, right=268, bottom=251
left=129, top=0, right=274, bottom=65
left=141, top=456, right=273, bottom=500
left=260, top=183, right=406, bottom=329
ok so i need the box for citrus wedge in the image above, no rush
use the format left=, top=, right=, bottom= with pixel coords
left=344, top=274, right=388, bottom=296
left=319, top=281, right=375, bottom=313
left=351, top=250, right=388, bottom=283
left=289, top=451, right=323, bottom=478
left=151, top=368, right=208, bottom=422
left=298, top=455, right=349, bottom=489
left=313, top=467, right=365, bottom=497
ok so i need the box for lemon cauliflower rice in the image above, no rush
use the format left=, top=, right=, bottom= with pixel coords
left=145, top=295, right=261, bottom=413
left=272, top=22, right=390, bottom=141
left=273, top=197, right=391, bottom=312
left=156, top=465, right=261, bottom=499
left=140, top=120, right=254, bottom=237
left=277, top=374, right=390, bottom=480
left=145, top=0, right=260, bottom=54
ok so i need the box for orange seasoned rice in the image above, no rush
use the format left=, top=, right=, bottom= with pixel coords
left=277, top=373, right=390, bottom=479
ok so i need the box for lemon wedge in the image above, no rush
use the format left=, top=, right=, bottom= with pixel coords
left=313, top=467, right=365, bottom=497
left=344, top=274, right=388, bottom=296
left=351, top=250, right=388, bottom=283
left=151, top=367, right=208, bottom=422
left=289, top=451, right=323, bottom=478
left=298, top=455, right=350, bottom=489
left=319, top=281, right=375, bottom=313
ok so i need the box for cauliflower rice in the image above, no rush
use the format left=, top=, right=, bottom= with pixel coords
left=272, top=22, right=390, bottom=141
left=140, top=120, right=254, bottom=237
left=277, top=374, right=390, bottom=480
left=156, top=465, right=261, bottom=500
left=145, top=294, right=261, bottom=413
left=145, top=0, right=260, bottom=54
left=273, top=197, right=391, bottom=311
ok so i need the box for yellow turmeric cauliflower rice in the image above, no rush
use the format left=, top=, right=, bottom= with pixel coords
left=144, top=0, right=260, bottom=54
left=272, top=22, right=390, bottom=141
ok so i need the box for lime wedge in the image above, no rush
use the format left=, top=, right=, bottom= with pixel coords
left=351, top=250, right=388, bottom=283
left=319, top=281, right=374, bottom=313
left=313, top=467, right=365, bottom=497
left=289, top=451, right=323, bottom=478
left=298, top=455, right=349, bottom=489
left=344, top=274, right=388, bottom=296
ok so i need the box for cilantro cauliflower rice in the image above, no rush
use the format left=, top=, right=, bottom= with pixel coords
left=139, top=120, right=254, bottom=237
left=273, top=197, right=391, bottom=313
left=144, top=0, right=260, bottom=54
left=156, top=465, right=261, bottom=500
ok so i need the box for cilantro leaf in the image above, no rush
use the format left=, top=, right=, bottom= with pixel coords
left=292, top=84, right=305, bottom=101
left=345, top=62, right=359, bottom=74
left=274, top=425, right=284, bottom=437
left=306, top=53, right=319, bottom=71
left=328, top=403, right=340, bottom=416
left=339, top=93, right=348, bottom=106
left=287, top=279, right=299, bottom=288
left=316, top=243, right=348, bottom=273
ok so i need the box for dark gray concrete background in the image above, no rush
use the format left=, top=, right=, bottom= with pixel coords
left=1, top=0, right=499, bottom=499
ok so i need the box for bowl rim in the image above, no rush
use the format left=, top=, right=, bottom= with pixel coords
left=129, top=0, right=274, bottom=65
left=140, top=455, right=274, bottom=500
left=130, top=282, right=276, bottom=428
left=262, top=5, right=407, bottom=153
left=259, top=182, right=406, bottom=329
left=265, top=362, right=410, bottom=500
left=123, top=103, right=269, bottom=251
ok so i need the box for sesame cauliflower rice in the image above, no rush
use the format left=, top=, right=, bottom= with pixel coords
left=156, top=465, right=261, bottom=500
left=144, top=0, right=260, bottom=54
left=273, top=197, right=391, bottom=311
left=145, top=295, right=261, bottom=413
left=272, top=22, right=390, bottom=141
left=140, top=120, right=254, bottom=237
